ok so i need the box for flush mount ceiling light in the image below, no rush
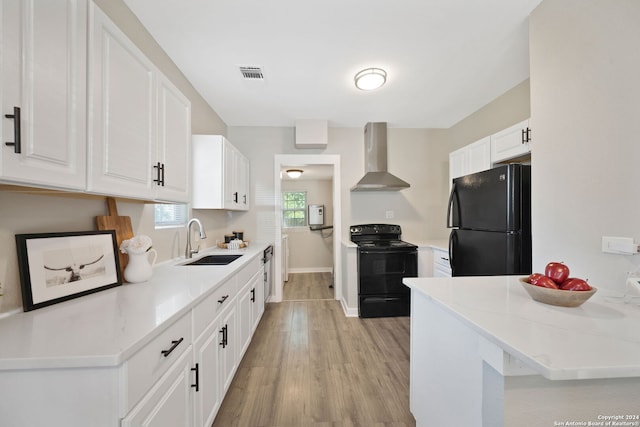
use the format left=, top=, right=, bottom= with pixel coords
left=286, top=169, right=304, bottom=179
left=354, top=68, right=387, bottom=91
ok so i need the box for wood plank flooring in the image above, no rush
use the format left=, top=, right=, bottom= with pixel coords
left=283, top=272, right=334, bottom=301
left=212, top=273, right=415, bottom=427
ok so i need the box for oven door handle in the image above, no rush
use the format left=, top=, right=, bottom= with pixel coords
left=359, top=249, right=417, bottom=255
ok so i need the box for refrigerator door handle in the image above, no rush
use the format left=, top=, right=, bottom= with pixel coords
left=446, top=182, right=457, bottom=228
left=449, top=230, right=456, bottom=275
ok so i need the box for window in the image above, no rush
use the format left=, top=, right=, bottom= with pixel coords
left=282, top=191, right=307, bottom=228
left=154, top=203, right=187, bottom=228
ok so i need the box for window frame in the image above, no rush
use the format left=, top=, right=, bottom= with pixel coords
left=282, top=191, right=307, bottom=228
left=154, top=203, right=188, bottom=229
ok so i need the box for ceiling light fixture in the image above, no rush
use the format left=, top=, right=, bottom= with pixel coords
left=286, top=169, right=304, bottom=179
left=354, top=68, right=387, bottom=91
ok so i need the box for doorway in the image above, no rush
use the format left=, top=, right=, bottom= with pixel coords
left=273, top=155, right=341, bottom=303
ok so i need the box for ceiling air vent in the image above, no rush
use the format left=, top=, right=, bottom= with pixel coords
left=239, top=66, right=264, bottom=80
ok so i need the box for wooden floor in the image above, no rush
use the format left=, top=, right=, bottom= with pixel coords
left=283, top=272, right=334, bottom=301
left=212, top=273, right=415, bottom=427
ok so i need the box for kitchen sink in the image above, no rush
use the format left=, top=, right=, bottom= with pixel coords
left=183, top=254, right=243, bottom=266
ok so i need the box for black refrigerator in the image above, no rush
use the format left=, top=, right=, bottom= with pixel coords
left=446, top=164, right=531, bottom=277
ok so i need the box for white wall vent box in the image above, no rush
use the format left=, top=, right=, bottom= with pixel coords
left=295, top=119, right=328, bottom=149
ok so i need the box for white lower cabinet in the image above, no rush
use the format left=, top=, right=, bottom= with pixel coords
left=432, top=248, right=452, bottom=277
left=238, top=268, right=265, bottom=359
left=122, top=347, right=195, bottom=427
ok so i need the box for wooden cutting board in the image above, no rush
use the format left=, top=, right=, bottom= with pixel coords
left=96, top=197, right=133, bottom=278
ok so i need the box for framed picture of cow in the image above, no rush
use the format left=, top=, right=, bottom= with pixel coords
left=15, top=230, right=122, bottom=311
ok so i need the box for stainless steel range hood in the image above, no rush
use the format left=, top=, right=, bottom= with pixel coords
left=350, top=122, right=410, bottom=192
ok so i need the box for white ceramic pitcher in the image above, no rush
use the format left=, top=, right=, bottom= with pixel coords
left=123, top=248, right=158, bottom=283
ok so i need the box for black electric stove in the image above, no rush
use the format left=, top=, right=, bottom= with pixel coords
left=350, top=224, right=417, bottom=318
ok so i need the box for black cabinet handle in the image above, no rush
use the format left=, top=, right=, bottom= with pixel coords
left=250, top=288, right=255, bottom=303
left=4, top=106, right=21, bottom=153
left=243, top=194, right=247, bottom=205
left=191, top=363, right=200, bottom=392
left=219, top=325, right=228, bottom=348
left=160, top=337, right=184, bottom=357
left=153, top=162, right=165, bottom=186
left=217, top=294, right=229, bottom=304
left=233, top=192, right=238, bottom=203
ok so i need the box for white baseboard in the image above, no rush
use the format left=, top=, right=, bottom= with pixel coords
left=287, top=267, right=333, bottom=274
left=340, top=298, right=358, bottom=317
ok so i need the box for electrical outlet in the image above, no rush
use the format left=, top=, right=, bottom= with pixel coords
left=385, top=210, right=394, bottom=219
left=602, top=236, right=639, bottom=255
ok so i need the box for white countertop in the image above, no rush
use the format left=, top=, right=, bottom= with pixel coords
left=404, top=275, right=640, bottom=380
left=0, top=243, right=270, bottom=371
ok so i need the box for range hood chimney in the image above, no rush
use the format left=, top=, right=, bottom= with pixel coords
left=350, top=122, right=410, bottom=192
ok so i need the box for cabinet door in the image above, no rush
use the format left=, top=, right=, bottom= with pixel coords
left=466, top=136, right=491, bottom=175
left=448, top=148, right=467, bottom=184
left=222, top=141, right=237, bottom=208
left=122, top=348, right=194, bottom=427
left=218, top=303, right=237, bottom=395
left=252, top=268, right=265, bottom=331
left=156, top=74, right=191, bottom=202
left=237, top=281, right=253, bottom=360
left=1, top=0, right=87, bottom=189
left=88, top=4, right=156, bottom=199
left=193, top=321, right=222, bottom=427
left=491, top=119, right=530, bottom=163
left=239, top=154, right=250, bottom=210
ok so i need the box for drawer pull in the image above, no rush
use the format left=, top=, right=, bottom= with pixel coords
left=250, top=288, right=255, bottom=303
left=217, top=294, right=229, bottom=304
left=160, top=337, right=184, bottom=357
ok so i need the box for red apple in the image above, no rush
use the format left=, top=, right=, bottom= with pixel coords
left=527, top=273, right=545, bottom=285
left=560, top=278, right=591, bottom=291
left=545, top=262, right=570, bottom=284
left=533, top=276, right=559, bottom=289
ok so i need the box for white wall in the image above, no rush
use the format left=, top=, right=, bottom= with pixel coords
left=530, top=0, right=640, bottom=291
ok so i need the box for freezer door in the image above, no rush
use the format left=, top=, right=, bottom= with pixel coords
left=449, top=229, right=531, bottom=276
left=448, top=164, right=529, bottom=232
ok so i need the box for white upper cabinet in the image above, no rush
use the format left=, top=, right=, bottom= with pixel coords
left=87, top=4, right=190, bottom=202
left=490, top=119, right=531, bottom=164
left=1, top=0, right=87, bottom=189
left=448, top=136, right=491, bottom=183
left=87, top=4, right=156, bottom=199
left=156, top=74, right=191, bottom=203
left=192, top=135, right=250, bottom=211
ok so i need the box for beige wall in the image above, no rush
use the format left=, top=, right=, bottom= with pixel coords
left=282, top=179, right=334, bottom=271
left=530, top=0, right=640, bottom=291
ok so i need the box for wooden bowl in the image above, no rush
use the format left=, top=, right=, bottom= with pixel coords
left=519, top=278, right=597, bottom=307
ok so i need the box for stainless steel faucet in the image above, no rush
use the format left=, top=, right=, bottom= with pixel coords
left=185, top=218, right=207, bottom=258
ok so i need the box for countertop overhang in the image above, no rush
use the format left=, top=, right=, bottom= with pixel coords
left=404, top=275, right=640, bottom=380
left=0, top=243, right=271, bottom=371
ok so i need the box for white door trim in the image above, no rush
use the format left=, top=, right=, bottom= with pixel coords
left=272, top=154, right=341, bottom=302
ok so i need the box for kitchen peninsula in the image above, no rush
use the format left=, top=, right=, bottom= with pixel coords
left=403, top=276, right=640, bottom=427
